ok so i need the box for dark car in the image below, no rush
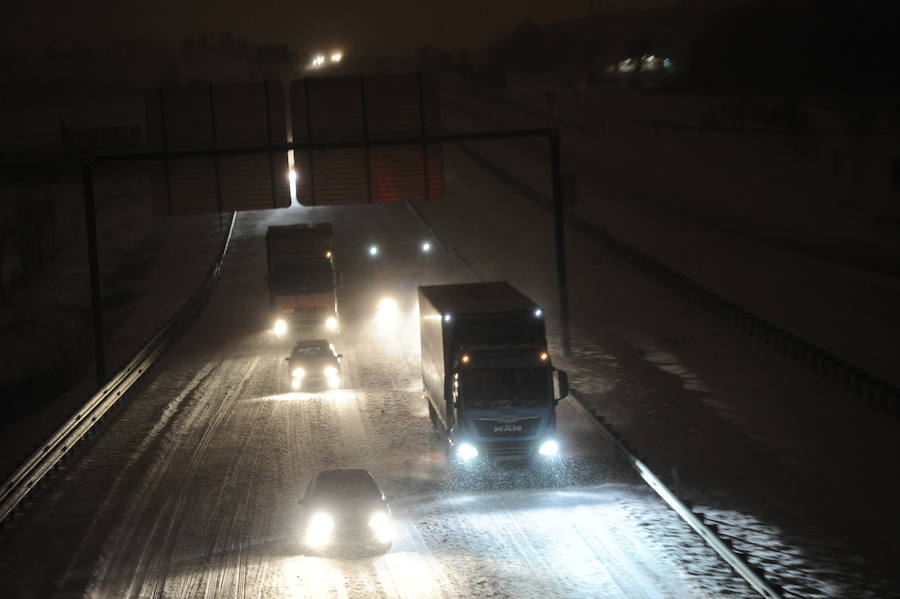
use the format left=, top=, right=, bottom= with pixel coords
left=299, top=469, right=393, bottom=555
left=286, top=339, right=342, bottom=390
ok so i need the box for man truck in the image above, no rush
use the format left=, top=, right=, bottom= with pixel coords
left=419, top=282, right=568, bottom=463
left=266, top=223, right=339, bottom=336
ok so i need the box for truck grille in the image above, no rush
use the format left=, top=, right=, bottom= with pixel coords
left=482, top=440, right=537, bottom=458
left=473, top=417, right=540, bottom=438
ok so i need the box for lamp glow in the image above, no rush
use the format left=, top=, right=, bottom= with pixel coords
left=457, top=443, right=478, bottom=461
left=539, top=439, right=559, bottom=457
left=273, top=319, right=287, bottom=336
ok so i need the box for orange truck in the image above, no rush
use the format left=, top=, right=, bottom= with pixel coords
left=266, top=223, right=339, bottom=337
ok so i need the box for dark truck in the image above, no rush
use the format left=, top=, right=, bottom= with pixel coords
left=419, top=282, right=568, bottom=463
left=266, top=223, right=339, bottom=336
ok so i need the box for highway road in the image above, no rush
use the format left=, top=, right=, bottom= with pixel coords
left=0, top=198, right=731, bottom=598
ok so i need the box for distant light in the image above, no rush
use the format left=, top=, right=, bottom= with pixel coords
left=539, top=351, right=549, bottom=362
left=369, top=245, right=379, bottom=256
left=534, top=308, right=543, bottom=317
left=443, top=314, right=452, bottom=322
left=460, top=354, right=470, bottom=364
left=273, top=319, right=287, bottom=336
left=331, top=52, right=343, bottom=63
left=377, top=297, right=400, bottom=324
left=421, top=241, right=432, bottom=253
left=324, top=250, right=333, bottom=259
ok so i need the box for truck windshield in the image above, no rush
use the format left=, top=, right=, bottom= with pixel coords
left=460, top=367, right=550, bottom=409
left=270, top=263, right=335, bottom=294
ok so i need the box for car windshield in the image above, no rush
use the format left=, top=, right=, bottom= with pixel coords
left=293, top=346, right=331, bottom=358
left=460, top=367, right=550, bottom=409
left=314, top=473, right=380, bottom=500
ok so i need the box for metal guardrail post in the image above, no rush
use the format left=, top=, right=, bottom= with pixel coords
left=81, top=158, right=106, bottom=387
left=548, top=131, right=572, bottom=357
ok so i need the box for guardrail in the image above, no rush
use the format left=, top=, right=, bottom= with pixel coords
left=450, top=141, right=900, bottom=418
left=0, top=212, right=237, bottom=525
left=567, top=393, right=785, bottom=599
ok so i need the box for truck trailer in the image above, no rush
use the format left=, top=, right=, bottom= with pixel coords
left=418, top=282, right=568, bottom=463
left=266, top=223, right=339, bottom=336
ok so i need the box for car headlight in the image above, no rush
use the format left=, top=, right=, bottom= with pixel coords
left=539, top=439, right=559, bottom=457
left=368, top=511, right=392, bottom=544
left=273, top=319, right=287, bottom=336
left=305, top=512, right=334, bottom=548
left=292, top=367, right=305, bottom=378
left=323, top=366, right=338, bottom=377
left=456, top=443, right=478, bottom=461
left=325, top=316, right=338, bottom=330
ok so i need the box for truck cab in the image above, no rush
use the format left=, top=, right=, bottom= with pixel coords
left=419, top=282, right=568, bottom=464
left=449, top=345, right=567, bottom=461
left=266, top=223, right=339, bottom=336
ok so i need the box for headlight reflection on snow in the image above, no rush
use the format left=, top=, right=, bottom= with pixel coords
left=283, top=551, right=445, bottom=599
left=252, top=389, right=359, bottom=403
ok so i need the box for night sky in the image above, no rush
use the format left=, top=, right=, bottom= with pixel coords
left=2, top=0, right=669, bottom=54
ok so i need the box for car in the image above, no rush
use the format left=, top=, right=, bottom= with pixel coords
left=298, top=469, right=393, bottom=555
left=286, top=339, right=342, bottom=390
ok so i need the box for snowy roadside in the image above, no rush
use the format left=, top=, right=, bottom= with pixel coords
left=439, top=83, right=900, bottom=391
left=413, top=144, right=900, bottom=596
left=0, top=166, right=224, bottom=479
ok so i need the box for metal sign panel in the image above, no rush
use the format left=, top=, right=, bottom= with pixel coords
left=290, top=73, right=443, bottom=205
left=145, top=81, right=290, bottom=215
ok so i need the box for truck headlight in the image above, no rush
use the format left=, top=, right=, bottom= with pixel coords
left=456, top=443, right=478, bottom=461
left=368, top=511, right=392, bottom=544
left=325, top=316, right=338, bottom=330
left=323, top=366, right=338, bottom=377
left=292, top=367, right=305, bottom=378
left=291, top=379, right=301, bottom=390
left=273, top=319, right=287, bottom=336
left=305, top=512, right=334, bottom=548
left=538, top=439, right=559, bottom=457
left=327, top=375, right=341, bottom=389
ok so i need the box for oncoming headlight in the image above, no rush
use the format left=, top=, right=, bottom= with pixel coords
left=325, top=316, right=338, bottom=331
left=273, top=319, right=287, bottom=336
left=323, top=366, right=338, bottom=377
left=456, top=443, right=478, bottom=461
left=368, top=511, right=392, bottom=544
left=539, top=439, right=559, bottom=457
left=292, top=367, right=305, bottom=379
left=305, top=512, right=335, bottom=548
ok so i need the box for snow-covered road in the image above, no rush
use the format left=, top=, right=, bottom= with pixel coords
left=0, top=200, right=735, bottom=598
